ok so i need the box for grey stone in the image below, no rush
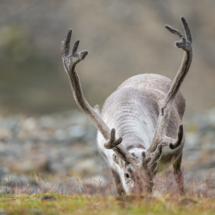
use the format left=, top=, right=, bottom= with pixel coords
left=0, top=209, right=6, bottom=215
left=1, top=174, right=38, bottom=187
left=74, top=159, right=97, bottom=173
left=184, top=132, right=200, bottom=149
left=29, top=209, right=43, bottom=215
left=68, top=125, right=86, bottom=139
left=40, top=195, right=56, bottom=201
left=0, top=186, right=10, bottom=194
left=49, top=162, right=66, bottom=172
left=0, top=167, right=9, bottom=179
left=82, top=175, right=108, bottom=194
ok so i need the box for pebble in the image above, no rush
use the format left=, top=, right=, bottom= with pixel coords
left=1, top=174, right=38, bottom=187
left=0, top=209, right=6, bottom=215
left=40, top=195, right=56, bottom=201
left=0, top=167, right=8, bottom=179
left=0, top=110, right=214, bottom=194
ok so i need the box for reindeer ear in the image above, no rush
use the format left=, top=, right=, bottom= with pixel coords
left=113, top=154, right=124, bottom=168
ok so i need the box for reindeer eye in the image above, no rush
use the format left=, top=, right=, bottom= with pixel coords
left=125, top=173, right=130, bottom=178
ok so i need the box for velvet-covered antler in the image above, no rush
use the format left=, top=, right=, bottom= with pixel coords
left=61, top=29, right=133, bottom=164
left=140, top=17, right=192, bottom=190
left=147, top=17, right=192, bottom=155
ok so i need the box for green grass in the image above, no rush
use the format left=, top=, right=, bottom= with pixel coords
left=0, top=193, right=214, bottom=215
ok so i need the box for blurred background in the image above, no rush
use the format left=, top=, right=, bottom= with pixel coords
left=0, top=0, right=215, bottom=195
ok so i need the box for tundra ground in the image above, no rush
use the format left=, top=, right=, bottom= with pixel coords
left=0, top=193, right=215, bottom=215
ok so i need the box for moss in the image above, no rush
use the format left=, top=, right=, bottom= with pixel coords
left=0, top=194, right=214, bottom=215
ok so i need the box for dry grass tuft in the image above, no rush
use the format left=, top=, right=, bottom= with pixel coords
left=1, top=171, right=215, bottom=214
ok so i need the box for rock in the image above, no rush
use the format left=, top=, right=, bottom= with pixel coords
left=40, top=195, right=56, bottom=201
left=205, top=109, right=215, bottom=129
left=82, top=175, right=107, bottom=194
left=74, top=159, right=97, bottom=173
left=22, top=117, right=38, bottom=132
left=83, top=175, right=107, bottom=185
left=0, top=209, right=6, bottom=215
left=62, top=148, right=88, bottom=168
left=0, top=186, right=10, bottom=194
left=1, top=109, right=215, bottom=196
left=49, top=162, right=66, bottom=172
left=67, top=125, right=86, bottom=139
left=0, top=174, right=40, bottom=194
left=57, top=178, right=82, bottom=195
left=53, top=129, right=67, bottom=141
left=14, top=155, right=50, bottom=172
left=1, top=174, right=38, bottom=187
left=0, top=167, right=9, bottom=179
left=39, top=182, right=53, bottom=193
left=180, top=198, right=197, bottom=206
left=39, top=115, right=56, bottom=130
left=29, top=208, right=43, bottom=215
left=184, top=132, right=200, bottom=150
left=0, top=128, right=12, bottom=141
left=195, top=159, right=215, bottom=170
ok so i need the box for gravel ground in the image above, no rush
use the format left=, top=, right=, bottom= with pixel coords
left=0, top=109, right=215, bottom=195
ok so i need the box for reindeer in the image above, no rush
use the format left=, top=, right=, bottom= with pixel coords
left=60, top=17, right=192, bottom=195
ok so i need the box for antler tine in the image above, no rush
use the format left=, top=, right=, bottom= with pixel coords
left=141, top=151, right=151, bottom=169
left=140, top=145, right=161, bottom=184
left=140, top=147, right=162, bottom=193
left=72, top=40, right=80, bottom=55
left=169, top=124, right=184, bottom=149
left=104, top=129, right=122, bottom=149
left=104, top=128, right=139, bottom=164
left=148, top=144, right=162, bottom=166
left=147, top=17, right=192, bottom=154
left=181, top=17, right=192, bottom=43
left=61, top=29, right=72, bottom=57
left=61, top=29, right=132, bottom=164
left=162, top=124, right=184, bottom=148
left=165, top=25, right=184, bottom=38
left=165, top=17, right=192, bottom=43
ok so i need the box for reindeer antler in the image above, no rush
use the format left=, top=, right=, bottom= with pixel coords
left=136, top=17, right=192, bottom=192
left=61, top=29, right=135, bottom=164
left=147, top=17, right=192, bottom=156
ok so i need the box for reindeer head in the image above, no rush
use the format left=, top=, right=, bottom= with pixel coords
left=112, top=147, right=159, bottom=194
left=105, top=128, right=183, bottom=194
